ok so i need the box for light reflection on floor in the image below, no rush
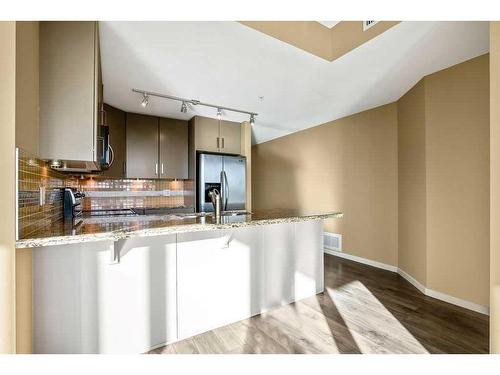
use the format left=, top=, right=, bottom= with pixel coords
left=324, top=280, right=428, bottom=354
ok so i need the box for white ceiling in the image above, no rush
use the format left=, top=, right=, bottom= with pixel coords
left=99, top=21, right=489, bottom=145
left=317, top=21, right=340, bottom=28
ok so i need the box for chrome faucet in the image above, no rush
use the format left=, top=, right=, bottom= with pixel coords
left=208, top=188, right=221, bottom=222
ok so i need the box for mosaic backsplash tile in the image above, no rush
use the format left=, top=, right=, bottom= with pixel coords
left=17, top=148, right=195, bottom=239
left=68, top=177, right=195, bottom=212
left=17, top=149, right=65, bottom=239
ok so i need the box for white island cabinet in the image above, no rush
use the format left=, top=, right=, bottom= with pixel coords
left=32, top=219, right=325, bottom=353
left=175, top=220, right=323, bottom=341
left=177, top=226, right=265, bottom=339
left=33, top=235, right=177, bottom=354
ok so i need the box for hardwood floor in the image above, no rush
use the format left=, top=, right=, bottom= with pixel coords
left=149, top=254, right=489, bottom=354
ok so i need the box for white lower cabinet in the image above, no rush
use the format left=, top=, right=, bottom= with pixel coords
left=33, top=235, right=177, bottom=354
left=176, top=221, right=324, bottom=341
left=33, top=220, right=324, bottom=353
left=292, top=220, right=324, bottom=299
left=34, top=243, right=97, bottom=354
left=95, top=236, right=177, bottom=353
left=176, top=226, right=264, bottom=340
left=262, top=222, right=296, bottom=309
left=262, top=220, right=324, bottom=310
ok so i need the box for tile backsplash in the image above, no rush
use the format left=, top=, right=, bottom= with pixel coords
left=17, top=149, right=65, bottom=239
left=17, top=148, right=195, bottom=239
left=68, top=177, right=195, bottom=211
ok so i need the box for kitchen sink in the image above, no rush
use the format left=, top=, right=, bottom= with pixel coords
left=221, top=211, right=252, bottom=216
left=177, top=211, right=252, bottom=219
left=129, top=208, right=251, bottom=219
left=131, top=207, right=195, bottom=216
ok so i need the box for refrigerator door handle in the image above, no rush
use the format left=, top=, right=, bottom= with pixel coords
left=223, top=170, right=229, bottom=210
left=220, top=170, right=225, bottom=209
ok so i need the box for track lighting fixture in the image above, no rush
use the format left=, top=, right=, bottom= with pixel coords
left=132, top=89, right=258, bottom=121
left=141, top=93, right=149, bottom=108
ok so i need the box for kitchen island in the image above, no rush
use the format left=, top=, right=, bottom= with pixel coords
left=19, top=209, right=342, bottom=353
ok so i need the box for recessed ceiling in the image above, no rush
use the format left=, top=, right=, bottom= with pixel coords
left=317, top=21, right=340, bottom=28
left=99, top=21, right=489, bottom=145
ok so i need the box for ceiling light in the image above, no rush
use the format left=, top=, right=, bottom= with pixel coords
left=132, top=88, right=258, bottom=121
left=250, top=114, right=255, bottom=125
left=141, top=93, right=149, bottom=108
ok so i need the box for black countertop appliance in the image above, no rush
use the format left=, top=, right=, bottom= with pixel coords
left=63, top=188, right=85, bottom=221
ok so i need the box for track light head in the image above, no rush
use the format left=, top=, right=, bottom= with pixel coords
left=141, top=93, right=149, bottom=108
left=181, top=101, right=187, bottom=113
left=217, top=108, right=222, bottom=120
left=250, top=114, right=255, bottom=125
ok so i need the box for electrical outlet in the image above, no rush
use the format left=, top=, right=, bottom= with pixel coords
left=39, top=186, right=46, bottom=206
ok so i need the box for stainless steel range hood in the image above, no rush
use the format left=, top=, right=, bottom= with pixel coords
left=50, top=160, right=101, bottom=173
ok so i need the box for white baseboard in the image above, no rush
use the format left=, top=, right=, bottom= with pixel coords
left=424, top=288, right=489, bottom=315
left=324, top=248, right=398, bottom=273
left=397, top=268, right=426, bottom=294
left=325, top=249, right=489, bottom=316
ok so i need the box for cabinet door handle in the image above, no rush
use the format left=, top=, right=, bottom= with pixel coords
left=217, top=137, right=220, bottom=149
left=222, top=137, right=225, bottom=149
left=161, top=163, right=164, bottom=175
left=155, top=163, right=158, bottom=175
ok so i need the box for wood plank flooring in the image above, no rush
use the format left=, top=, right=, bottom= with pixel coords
left=149, top=254, right=489, bottom=354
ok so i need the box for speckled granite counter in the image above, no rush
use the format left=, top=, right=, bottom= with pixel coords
left=16, top=209, right=343, bottom=248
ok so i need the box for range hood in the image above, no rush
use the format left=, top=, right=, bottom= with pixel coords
left=48, top=125, right=111, bottom=173
left=50, top=160, right=102, bottom=173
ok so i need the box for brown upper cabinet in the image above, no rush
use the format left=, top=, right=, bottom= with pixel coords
left=159, top=118, right=188, bottom=179
left=126, top=113, right=159, bottom=179
left=220, top=120, right=242, bottom=155
left=190, top=116, right=241, bottom=154
left=39, top=21, right=103, bottom=167
left=126, top=113, right=189, bottom=179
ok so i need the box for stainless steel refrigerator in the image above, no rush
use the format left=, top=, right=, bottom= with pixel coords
left=197, top=153, right=246, bottom=212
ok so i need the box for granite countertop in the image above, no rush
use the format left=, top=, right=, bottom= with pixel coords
left=15, top=209, right=343, bottom=249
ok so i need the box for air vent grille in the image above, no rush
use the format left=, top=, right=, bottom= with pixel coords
left=363, top=21, right=379, bottom=31
left=324, top=232, right=342, bottom=251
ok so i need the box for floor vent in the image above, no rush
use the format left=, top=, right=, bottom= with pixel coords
left=324, top=232, right=342, bottom=252
left=363, top=21, right=379, bottom=31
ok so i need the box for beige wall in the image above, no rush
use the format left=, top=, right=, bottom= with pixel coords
left=253, top=54, right=490, bottom=309
left=397, top=55, right=490, bottom=306
left=330, top=21, right=400, bottom=62
left=240, top=21, right=399, bottom=62
left=490, top=22, right=500, bottom=353
left=425, top=54, right=490, bottom=306
left=253, top=103, right=399, bottom=266
left=15, top=21, right=39, bottom=155
left=398, top=79, right=427, bottom=285
left=14, top=21, right=38, bottom=354
left=0, top=21, right=17, bottom=354
left=0, top=21, right=39, bottom=355
left=239, top=21, right=333, bottom=61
